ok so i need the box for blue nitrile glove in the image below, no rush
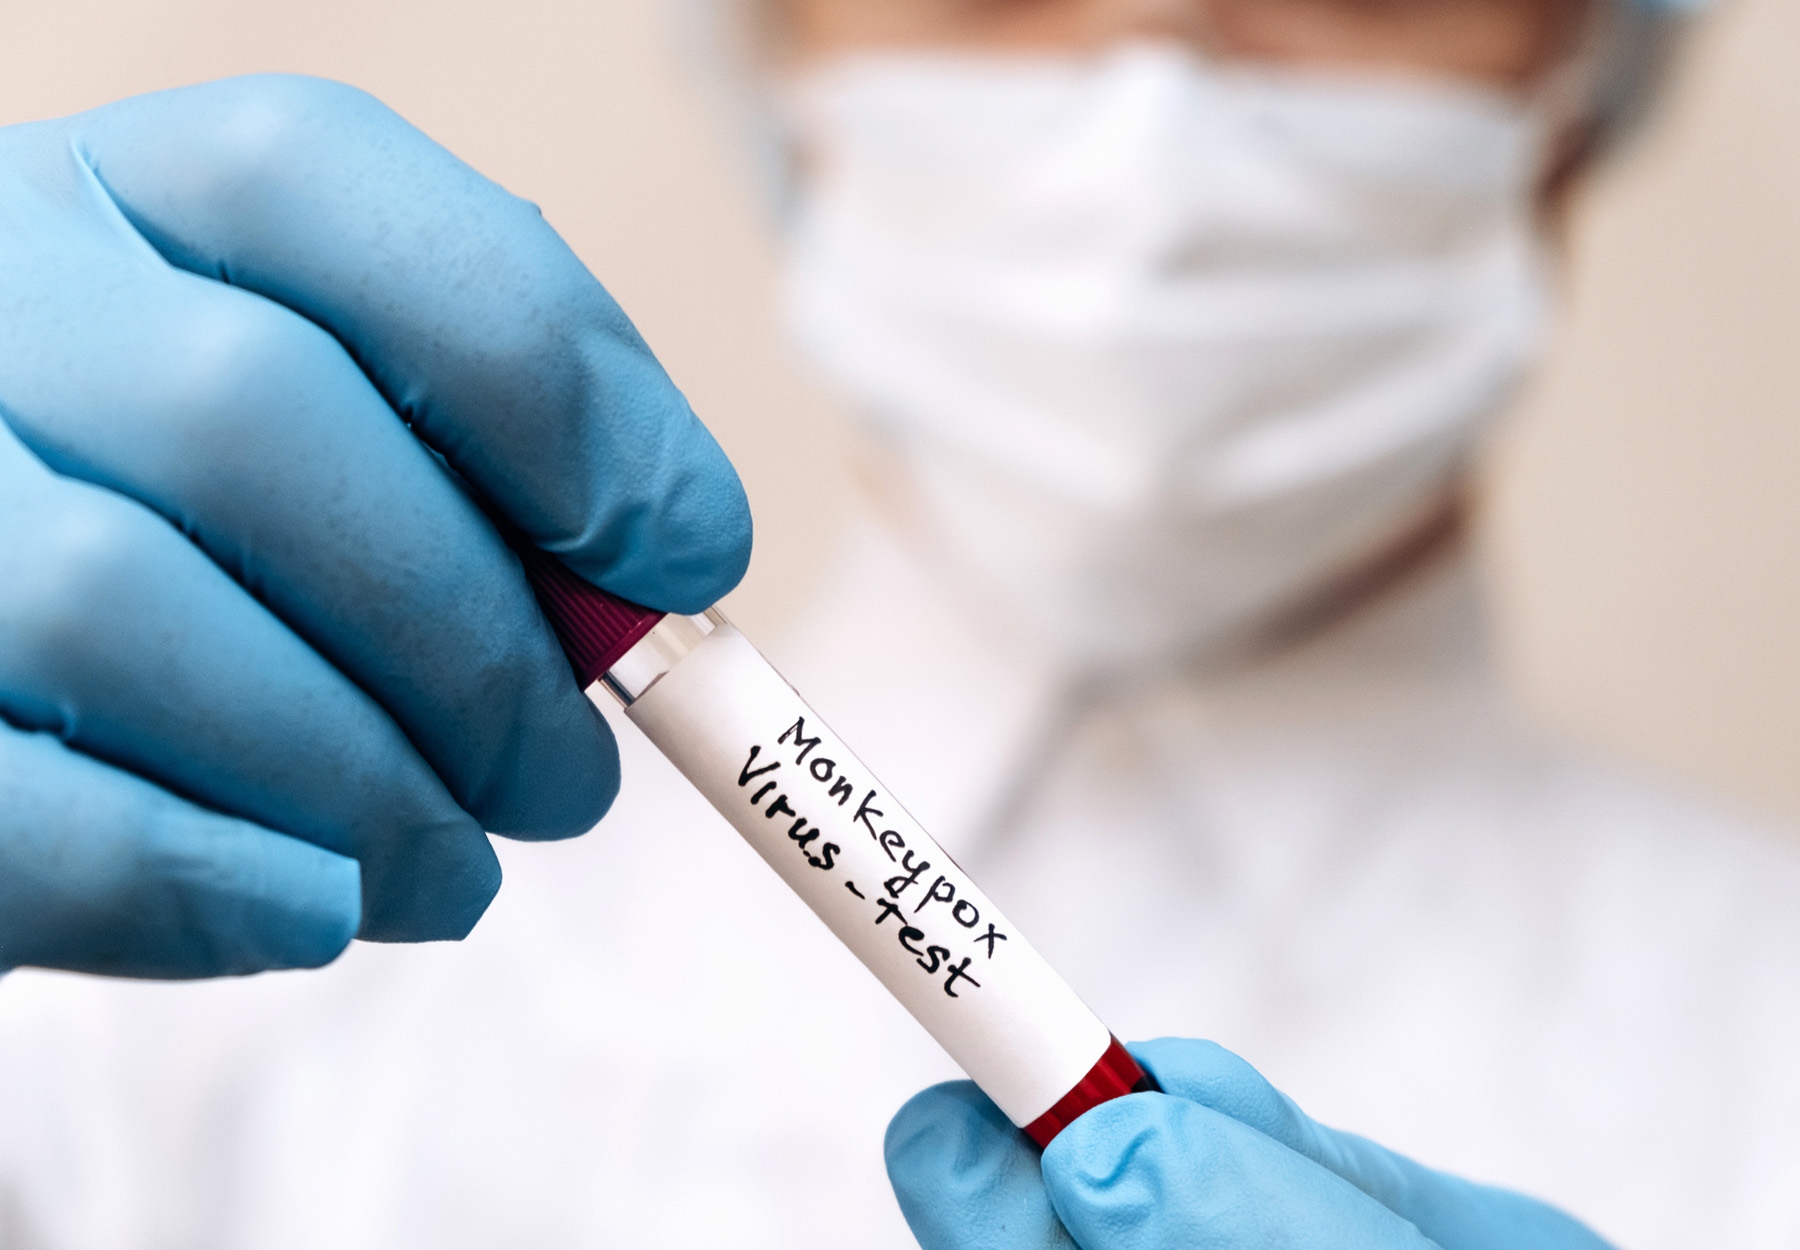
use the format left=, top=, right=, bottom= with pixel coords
left=887, top=1038, right=1614, bottom=1250
left=0, top=75, right=750, bottom=978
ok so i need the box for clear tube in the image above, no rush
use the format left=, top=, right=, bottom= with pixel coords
left=594, top=611, right=1152, bottom=1145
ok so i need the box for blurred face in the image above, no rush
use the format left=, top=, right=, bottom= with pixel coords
left=773, top=0, right=1595, bottom=667
left=781, top=0, right=1591, bottom=89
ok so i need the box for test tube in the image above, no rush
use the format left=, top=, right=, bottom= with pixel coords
left=517, top=544, right=1154, bottom=1146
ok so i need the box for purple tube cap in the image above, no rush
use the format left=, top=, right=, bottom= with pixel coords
left=513, top=544, right=666, bottom=689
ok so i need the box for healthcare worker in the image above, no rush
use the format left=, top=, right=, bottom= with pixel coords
left=2, top=3, right=1799, bottom=1250
left=753, top=0, right=1800, bottom=1244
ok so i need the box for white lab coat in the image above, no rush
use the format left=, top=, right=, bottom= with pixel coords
left=2, top=513, right=1799, bottom=1250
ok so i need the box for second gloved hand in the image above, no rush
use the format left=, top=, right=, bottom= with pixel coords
left=886, top=1037, right=1615, bottom=1250
left=0, top=76, right=751, bottom=978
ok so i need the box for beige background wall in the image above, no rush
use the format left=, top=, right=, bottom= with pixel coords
left=3, top=0, right=1796, bottom=821
left=1482, top=0, right=1800, bottom=822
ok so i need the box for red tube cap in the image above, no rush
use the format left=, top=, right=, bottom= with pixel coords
left=1024, top=1037, right=1157, bottom=1148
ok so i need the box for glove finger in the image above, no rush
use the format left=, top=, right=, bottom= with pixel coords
left=0, top=721, right=359, bottom=978
left=1130, top=1039, right=1614, bottom=1250
left=0, top=127, right=616, bottom=841
left=0, top=429, right=498, bottom=942
left=74, top=74, right=751, bottom=612
left=885, top=1081, right=1079, bottom=1250
left=1043, top=1094, right=1437, bottom=1250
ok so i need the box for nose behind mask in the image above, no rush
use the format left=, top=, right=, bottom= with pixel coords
left=781, top=43, right=1552, bottom=674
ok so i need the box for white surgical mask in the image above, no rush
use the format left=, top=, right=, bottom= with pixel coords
left=781, top=43, right=1553, bottom=674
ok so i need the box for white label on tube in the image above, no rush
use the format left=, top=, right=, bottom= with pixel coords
left=626, top=624, right=1111, bottom=1128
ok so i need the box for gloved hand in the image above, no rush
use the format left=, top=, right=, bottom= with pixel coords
left=0, top=76, right=750, bottom=978
left=887, top=1038, right=1615, bottom=1250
